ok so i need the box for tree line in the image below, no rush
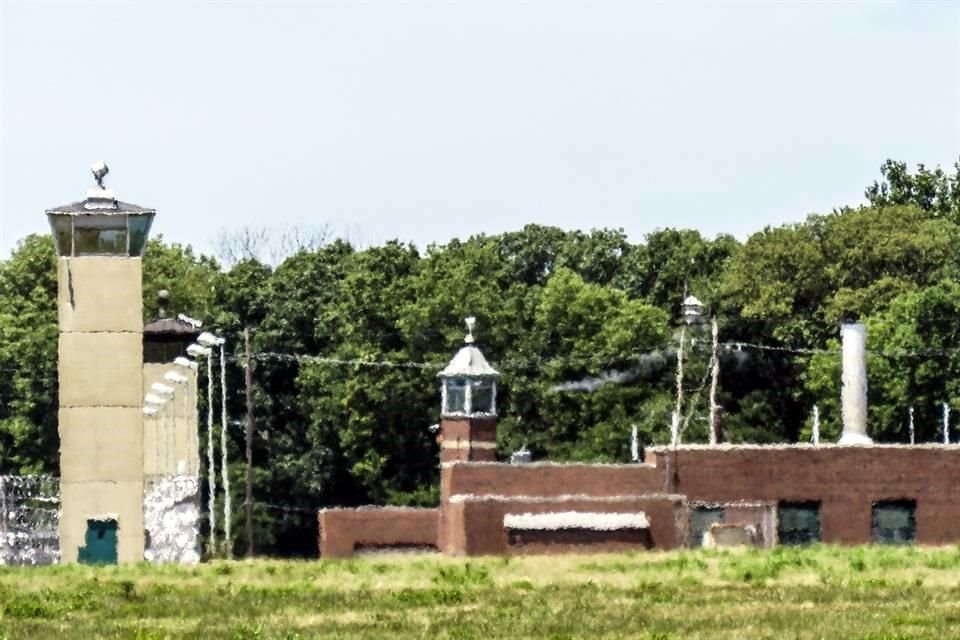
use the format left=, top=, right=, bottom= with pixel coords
left=0, top=159, right=957, bottom=555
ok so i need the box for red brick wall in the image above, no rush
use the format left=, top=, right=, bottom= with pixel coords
left=651, top=446, right=960, bottom=545
left=441, top=462, right=663, bottom=502
left=319, top=446, right=960, bottom=557
left=439, top=417, right=497, bottom=464
left=443, top=495, right=685, bottom=555
left=318, top=508, right=439, bottom=558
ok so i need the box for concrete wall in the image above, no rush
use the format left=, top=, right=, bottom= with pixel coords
left=318, top=508, right=440, bottom=558
left=58, top=258, right=142, bottom=332
left=651, top=445, right=960, bottom=545
left=57, top=257, right=144, bottom=563
left=142, top=363, right=199, bottom=477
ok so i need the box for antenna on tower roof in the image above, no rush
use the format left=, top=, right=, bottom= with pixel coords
left=91, top=161, right=109, bottom=189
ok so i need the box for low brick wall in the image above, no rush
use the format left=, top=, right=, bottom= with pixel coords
left=441, top=462, right=662, bottom=502
left=320, top=446, right=960, bottom=557
left=318, top=507, right=439, bottom=558
left=441, top=494, right=686, bottom=555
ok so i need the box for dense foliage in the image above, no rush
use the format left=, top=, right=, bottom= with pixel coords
left=1, top=159, right=958, bottom=555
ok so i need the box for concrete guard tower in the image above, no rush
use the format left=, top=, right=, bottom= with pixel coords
left=437, top=317, right=500, bottom=463
left=46, top=163, right=154, bottom=563
left=142, top=291, right=201, bottom=479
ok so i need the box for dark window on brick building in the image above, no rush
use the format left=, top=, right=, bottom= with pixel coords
left=689, top=506, right=724, bottom=547
left=872, top=500, right=916, bottom=544
left=777, top=501, right=821, bottom=546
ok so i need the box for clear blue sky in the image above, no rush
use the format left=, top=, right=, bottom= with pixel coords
left=1, top=1, right=958, bottom=260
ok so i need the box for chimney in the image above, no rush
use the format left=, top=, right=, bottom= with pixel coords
left=839, top=323, right=871, bottom=445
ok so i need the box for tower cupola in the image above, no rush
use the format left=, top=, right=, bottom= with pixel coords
left=46, top=162, right=155, bottom=257
left=438, top=317, right=499, bottom=417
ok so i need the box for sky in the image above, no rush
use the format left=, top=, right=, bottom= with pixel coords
left=1, top=1, right=958, bottom=261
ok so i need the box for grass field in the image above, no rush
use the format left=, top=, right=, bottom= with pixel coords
left=2, top=545, right=960, bottom=639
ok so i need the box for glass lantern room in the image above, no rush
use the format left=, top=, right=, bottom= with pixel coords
left=46, top=164, right=155, bottom=257
left=438, top=317, right=500, bottom=417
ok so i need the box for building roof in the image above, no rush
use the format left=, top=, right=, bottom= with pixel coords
left=46, top=189, right=155, bottom=216
left=46, top=200, right=155, bottom=215
left=143, top=317, right=202, bottom=338
left=438, top=344, right=499, bottom=378
left=143, top=291, right=201, bottom=338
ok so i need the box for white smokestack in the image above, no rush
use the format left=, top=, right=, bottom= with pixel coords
left=839, top=323, right=871, bottom=445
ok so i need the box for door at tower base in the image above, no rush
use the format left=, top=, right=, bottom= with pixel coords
left=78, top=518, right=118, bottom=564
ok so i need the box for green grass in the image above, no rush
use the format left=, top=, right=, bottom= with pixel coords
left=3, top=545, right=960, bottom=638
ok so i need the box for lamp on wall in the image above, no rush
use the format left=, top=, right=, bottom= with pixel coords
left=188, top=341, right=217, bottom=555
left=173, top=356, right=201, bottom=473
left=145, top=392, right=168, bottom=475
left=164, top=371, right=191, bottom=475
left=174, top=356, right=199, bottom=371
left=151, top=383, right=176, bottom=474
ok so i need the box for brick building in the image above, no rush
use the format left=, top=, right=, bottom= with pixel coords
left=319, top=323, right=960, bottom=557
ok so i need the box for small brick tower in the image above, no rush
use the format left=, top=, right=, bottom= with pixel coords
left=437, top=317, right=500, bottom=463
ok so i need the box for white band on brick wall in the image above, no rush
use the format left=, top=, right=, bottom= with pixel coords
left=504, top=511, right=650, bottom=531
left=441, top=441, right=496, bottom=450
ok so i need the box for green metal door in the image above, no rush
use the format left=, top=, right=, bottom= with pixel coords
left=78, top=519, right=118, bottom=564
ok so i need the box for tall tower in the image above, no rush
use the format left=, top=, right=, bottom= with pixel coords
left=46, top=163, right=154, bottom=563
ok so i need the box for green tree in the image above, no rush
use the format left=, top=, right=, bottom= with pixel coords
left=141, top=236, right=221, bottom=320
left=865, top=158, right=960, bottom=222
left=806, top=281, right=960, bottom=443
left=504, top=268, right=671, bottom=459
left=0, top=235, right=59, bottom=473
left=618, top=228, right=739, bottom=319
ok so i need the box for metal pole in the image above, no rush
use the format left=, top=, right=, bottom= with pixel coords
left=183, top=382, right=190, bottom=474
left=220, top=342, right=232, bottom=559
left=154, top=414, right=160, bottom=475
left=207, top=351, right=217, bottom=556
left=708, top=317, right=720, bottom=445
left=166, top=400, right=173, bottom=474
left=167, top=387, right=177, bottom=476
left=244, top=328, right=255, bottom=558
left=673, top=324, right=685, bottom=447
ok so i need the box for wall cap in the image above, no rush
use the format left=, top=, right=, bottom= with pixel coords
left=448, top=493, right=685, bottom=504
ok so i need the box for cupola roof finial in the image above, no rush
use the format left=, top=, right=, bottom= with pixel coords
left=464, top=316, right=476, bottom=344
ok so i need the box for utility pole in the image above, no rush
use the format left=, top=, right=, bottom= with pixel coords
left=220, top=340, right=232, bottom=559
left=708, top=317, right=720, bottom=445
left=672, top=323, right=685, bottom=447
left=244, top=328, right=255, bottom=558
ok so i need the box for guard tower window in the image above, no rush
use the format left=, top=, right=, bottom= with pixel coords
left=872, top=499, right=916, bottom=544
left=50, top=216, right=72, bottom=256
left=74, top=216, right=128, bottom=255
left=127, top=214, right=152, bottom=256
left=47, top=213, right=154, bottom=257
left=444, top=378, right=467, bottom=414
left=469, top=379, right=494, bottom=414
left=777, top=501, right=821, bottom=546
